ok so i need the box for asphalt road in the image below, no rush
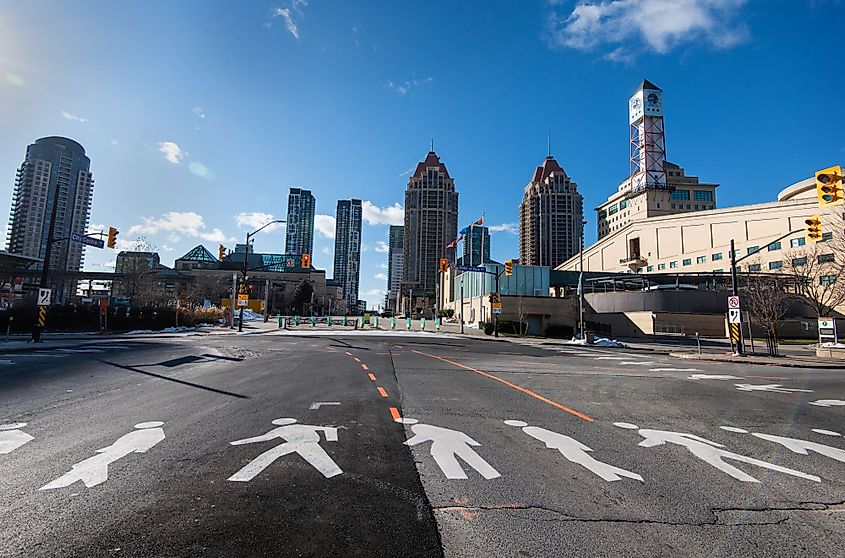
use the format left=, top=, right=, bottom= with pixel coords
left=1, top=332, right=843, bottom=557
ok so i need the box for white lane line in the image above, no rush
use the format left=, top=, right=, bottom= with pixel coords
left=619, top=361, right=658, bottom=366
left=650, top=368, right=702, bottom=372
left=594, top=357, right=628, bottom=360
left=0, top=360, right=14, bottom=365
left=0, top=353, right=65, bottom=358
left=56, top=348, right=103, bottom=353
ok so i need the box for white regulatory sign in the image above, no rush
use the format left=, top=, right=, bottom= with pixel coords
left=37, top=288, right=51, bottom=306
left=728, top=308, right=741, bottom=324
left=818, top=318, right=834, bottom=329
left=727, top=296, right=740, bottom=309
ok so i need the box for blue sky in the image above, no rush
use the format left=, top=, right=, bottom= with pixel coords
left=1, top=0, right=842, bottom=308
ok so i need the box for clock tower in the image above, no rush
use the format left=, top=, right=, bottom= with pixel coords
left=629, top=79, right=668, bottom=194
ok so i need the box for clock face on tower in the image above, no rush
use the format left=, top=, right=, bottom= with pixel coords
left=647, top=93, right=659, bottom=106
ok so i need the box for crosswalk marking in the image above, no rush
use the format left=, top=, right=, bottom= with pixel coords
left=649, top=368, right=702, bottom=372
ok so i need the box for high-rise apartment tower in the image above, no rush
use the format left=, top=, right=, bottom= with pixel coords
left=285, top=187, right=315, bottom=255
left=6, top=136, right=94, bottom=303
left=333, top=199, right=362, bottom=310
left=519, top=155, right=583, bottom=268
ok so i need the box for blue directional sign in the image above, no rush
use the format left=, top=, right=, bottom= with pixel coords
left=70, top=232, right=105, bottom=249
left=457, top=265, right=487, bottom=273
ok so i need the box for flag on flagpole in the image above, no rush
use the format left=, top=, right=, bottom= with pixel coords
left=459, top=226, right=470, bottom=235
left=446, top=235, right=463, bottom=249
left=472, top=215, right=484, bottom=226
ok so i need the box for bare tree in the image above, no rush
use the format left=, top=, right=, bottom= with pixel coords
left=781, top=226, right=845, bottom=317
left=742, top=273, right=794, bottom=356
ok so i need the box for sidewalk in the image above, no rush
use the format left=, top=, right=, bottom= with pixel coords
left=668, top=350, right=845, bottom=369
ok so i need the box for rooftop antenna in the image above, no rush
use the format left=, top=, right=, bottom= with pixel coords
left=430, top=133, right=434, bottom=153
left=547, top=131, right=551, bottom=157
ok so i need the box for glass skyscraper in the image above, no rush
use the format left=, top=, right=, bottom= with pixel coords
left=333, top=199, right=362, bottom=310
left=285, top=187, right=315, bottom=255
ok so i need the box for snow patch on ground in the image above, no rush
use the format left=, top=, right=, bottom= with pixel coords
left=126, top=326, right=197, bottom=335
left=563, top=336, right=627, bottom=348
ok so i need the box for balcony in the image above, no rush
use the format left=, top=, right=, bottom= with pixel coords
left=619, top=253, right=647, bottom=271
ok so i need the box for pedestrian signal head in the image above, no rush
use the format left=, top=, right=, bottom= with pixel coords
left=106, top=226, right=119, bottom=249
left=816, top=165, right=843, bottom=207
left=805, top=215, right=823, bottom=242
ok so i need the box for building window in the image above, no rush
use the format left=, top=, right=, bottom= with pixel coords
left=598, top=210, right=607, bottom=218
left=694, top=204, right=699, bottom=210
left=619, top=199, right=629, bottom=210
left=714, top=269, right=723, bottom=273
left=748, top=263, right=761, bottom=272
left=818, top=253, right=835, bottom=264
left=646, top=265, right=654, bottom=272
left=671, top=190, right=690, bottom=200
left=683, top=258, right=691, bottom=266
left=792, top=257, right=807, bottom=266
left=696, top=255, right=706, bottom=264
left=767, top=241, right=781, bottom=251
left=712, top=253, right=723, bottom=261
left=671, top=203, right=676, bottom=209
left=686, top=204, right=691, bottom=209
left=820, top=275, right=837, bottom=286
left=790, top=237, right=805, bottom=248
left=670, top=261, right=678, bottom=269
left=821, top=232, right=833, bottom=242
left=657, top=263, right=666, bottom=270
left=608, top=204, right=618, bottom=215
left=747, top=246, right=759, bottom=256
left=768, top=261, right=783, bottom=270
left=693, top=190, right=713, bottom=202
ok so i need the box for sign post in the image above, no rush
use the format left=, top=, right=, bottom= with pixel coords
left=727, top=296, right=742, bottom=353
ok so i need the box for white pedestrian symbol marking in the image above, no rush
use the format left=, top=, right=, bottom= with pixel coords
left=751, top=432, right=845, bottom=465
left=689, top=374, right=742, bottom=381
left=809, top=399, right=845, bottom=408
left=614, top=423, right=820, bottom=483
left=0, top=422, right=34, bottom=454
left=734, top=383, right=813, bottom=393
left=397, top=418, right=500, bottom=480
left=228, top=418, right=341, bottom=481
left=41, top=421, right=165, bottom=489
left=505, top=420, right=642, bottom=482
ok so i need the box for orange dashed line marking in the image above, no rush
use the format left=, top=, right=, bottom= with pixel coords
left=354, top=357, right=361, bottom=363
left=412, top=349, right=593, bottom=422
left=368, top=373, right=377, bottom=381
left=377, top=387, right=389, bottom=398
left=361, top=364, right=369, bottom=371
left=389, top=407, right=401, bottom=421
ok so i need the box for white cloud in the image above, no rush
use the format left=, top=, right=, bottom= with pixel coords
left=192, top=106, right=206, bottom=119
left=321, top=246, right=331, bottom=255
left=115, top=238, right=151, bottom=252
left=375, top=241, right=390, bottom=253
left=374, top=273, right=387, bottom=280
left=234, top=212, right=285, bottom=233
left=61, top=110, right=87, bottom=123
left=378, top=262, right=388, bottom=269
left=88, top=223, right=105, bottom=233
left=547, top=0, right=748, bottom=58
left=268, top=1, right=308, bottom=38
left=315, top=214, right=336, bottom=238
left=128, top=211, right=231, bottom=243
left=385, top=76, right=434, bottom=96
left=158, top=141, right=185, bottom=164
left=489, top=222, right=518, bottom=235
left=362, top=201, right=403, bottom=226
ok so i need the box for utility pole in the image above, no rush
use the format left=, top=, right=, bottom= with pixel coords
left=729, top=238, right=744, bottom=355
left=494, top=271, right=500, bottom=338
left=578, top=219, right=586, bottom=341
left=460, top=282, right=464, bottom=334
left=31, top=170, right=65, bottom=342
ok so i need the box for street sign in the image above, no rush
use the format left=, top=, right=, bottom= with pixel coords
left=492, top=307, right=502, bottom=315
left=70, top=232, right=105, bottom=249
left=237, top=294, right=249, bottom=307
left=492, top=302, right=502, bottom=310
left=37, top=288, right=51, bottom=306
left=818, top=317, right=838, bottom=344
left=727, top=296, right=741, bottom=309
left=728, top=308, right=741, bottom=324
left=457, top=265, right=487, bottom=273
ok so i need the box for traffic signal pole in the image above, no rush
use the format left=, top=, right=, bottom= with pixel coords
left=31, top=173, right=65, bottom=342
left=729, top=239, right=743, bottom=355
left=494, top=271, right=499, bottom=338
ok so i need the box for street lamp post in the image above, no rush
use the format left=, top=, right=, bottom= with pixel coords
left=238, top=219, right=285, bottom=332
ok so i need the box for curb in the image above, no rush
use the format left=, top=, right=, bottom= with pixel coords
left=669, top=351, right=844, bottom=370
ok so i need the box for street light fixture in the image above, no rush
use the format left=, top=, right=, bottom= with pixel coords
left=238, top=219, right=285, bottom=332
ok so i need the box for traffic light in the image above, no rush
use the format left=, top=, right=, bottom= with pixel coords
left=504, top=259, right=513, bottom=276
left=218, top=244, right=226, bottom=262
left=805, top=215, right=823, bottom=242
left=816, top=165, right=843, bottom=207
left=106, top=227, right=119, bottom=249
left=439, top=258, right=449, bottom=273
left=301, top=253, right=311, bottom=269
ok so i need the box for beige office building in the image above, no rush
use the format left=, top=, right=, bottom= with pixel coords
left=558, top=176, right=840, bottom=277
